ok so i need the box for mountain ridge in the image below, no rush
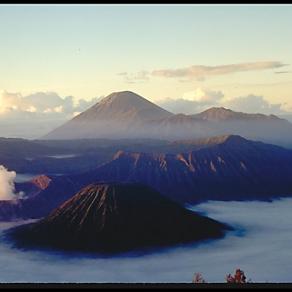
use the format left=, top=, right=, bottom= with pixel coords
left=192, top=107, right=284, bottom=121
left=42, top=91, right=292, bottom=147
left=1, top=134, right=292, bottom=221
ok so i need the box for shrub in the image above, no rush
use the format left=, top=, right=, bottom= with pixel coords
left=226, top=268, right=247, bottom=283
left=192, top=272, right=206, bottom=283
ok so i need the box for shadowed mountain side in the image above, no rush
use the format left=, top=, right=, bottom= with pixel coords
left=77, top=135, right=292, bottom=203
left=3, top=137, right=239, bottom=175
left=1, top=135, right=292, bottom=221
left=6, top=183, right=229, bottom=253
left=0, top=176, right=79, bottom=220
left=0, top=137, right=66, bottom=158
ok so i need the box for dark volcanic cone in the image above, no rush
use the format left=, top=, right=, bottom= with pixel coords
left=6, top=183, right=229, bottom=253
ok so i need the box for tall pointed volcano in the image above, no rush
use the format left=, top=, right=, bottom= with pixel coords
left=7, top=183, right=228, bottom=253
left=43, top=91, right=173, bottom=140
left=76, top=91, right=172, bottom=122
left=42, top=91, right=292, bottom=146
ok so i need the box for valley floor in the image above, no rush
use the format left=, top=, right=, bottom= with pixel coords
left=0, top=198, right=292, bottom=283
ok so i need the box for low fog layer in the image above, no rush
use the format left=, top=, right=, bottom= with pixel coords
left=42, top=118, right=292, bottom=147
left=1, top=199, right=292, bottom=282
left=0, top=119, right=66, bottom=140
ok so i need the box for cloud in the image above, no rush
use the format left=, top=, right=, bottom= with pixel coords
left=158, top=88, right=224, bottom=114
left=0, top=90, right=100, bottom=138
left=0, top=90, right=99, bottom=119
left=225, top=94, right=284, bottom=115
left=182, top=88, right=224, bottom=103
left=0, top=165, right=23, bottom=200
left=119, top=61, right=288, bottom=83
left=158, top=89, right=288, bottom=116
left=274, top=71, right=291, bottom=74
left=118, top=71, right=149, bottom=83
left=117, top=72, right=128, bottom=76
left=152, top=61, right=288, bottom=81
left=75, top=96, right=101, bottom=112
left=158, top=99, right=206, bottom=115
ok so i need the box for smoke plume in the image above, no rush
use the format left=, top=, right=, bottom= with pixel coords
left=0, top=165, right=21, bottom=200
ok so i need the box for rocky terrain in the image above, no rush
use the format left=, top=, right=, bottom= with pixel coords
left=74, top=135, right=292, bottom=203
left=6, top=183, right=229, bottom=253
left=1, top=134, right=292, bottom=221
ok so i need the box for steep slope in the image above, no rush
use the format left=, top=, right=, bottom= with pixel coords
left=76, top=135, right=292, bottom=203
left=75, top=91, right=172, bottom=122
left=14, top=175, right=52, bottom=199
left=2, top=135, right=292, bottom=221
left=6, top=183, right=229, bottom=253
left=42, top=91, right=292, bottom=146
left=43, top=91, right=173, bottom=140
left=0, top=175, right=79, bottom=220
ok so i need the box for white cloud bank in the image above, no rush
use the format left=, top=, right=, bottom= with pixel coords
left=1, top=199, right=292, bottom=282
left=225, top=94, right=283, bottom=114
left=158, top=88, right=225, bottom=114
left=0, top=88, right=290, bottom=138
left=0, top=90, right=99, bottom=118
left=0, top=91, right=101, bottom=139
left=158, top=88, right=288, bottom=116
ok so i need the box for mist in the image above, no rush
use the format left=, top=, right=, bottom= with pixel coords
left=1, top=198, right=292, bottom=282
left=42, top=117, right=292, bottom=148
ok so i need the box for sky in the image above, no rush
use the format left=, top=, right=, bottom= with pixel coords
left=0, top=4, right=292, bottom=137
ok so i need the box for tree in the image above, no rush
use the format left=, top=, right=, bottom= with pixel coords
left=226, top=268, right=247, bottom=283
left=192, top=272, right=206, bottom=283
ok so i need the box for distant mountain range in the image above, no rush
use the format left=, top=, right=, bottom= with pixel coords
left=43, top=91, right=292, bottom=147
left=2, top=135, right=261, bottom=175
left=80, top=135, right=292, bottom=203
left=4, top=90, right=292, bottom=254
left=6, top=183, right=228, bottom=253
left=2, top=134, right=292, bottom=221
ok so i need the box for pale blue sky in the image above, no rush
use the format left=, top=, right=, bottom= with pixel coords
left=0, top=4, right=292, bottom=109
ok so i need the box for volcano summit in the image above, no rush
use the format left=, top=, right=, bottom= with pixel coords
left=6, top=183, right=229, bottom=253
